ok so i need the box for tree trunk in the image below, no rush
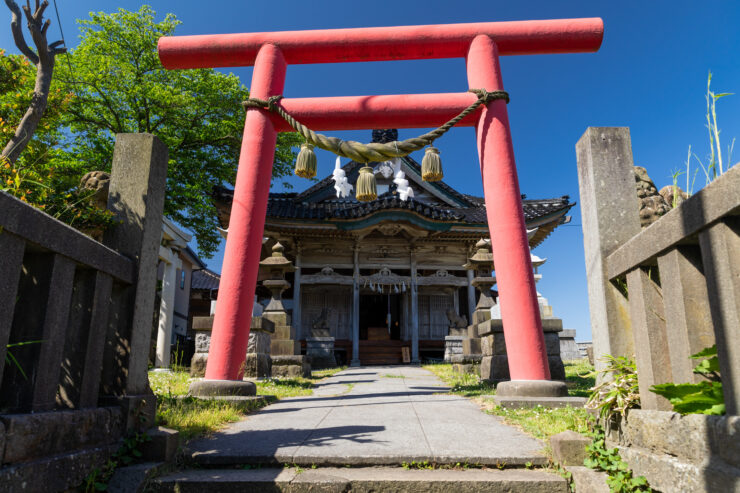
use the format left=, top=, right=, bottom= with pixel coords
left=2, top=56, right=55, bottom=164
left=2, top=0, right=64, bottom=165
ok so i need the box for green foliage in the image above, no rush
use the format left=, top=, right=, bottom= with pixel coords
left=84, top=432, right=152, bottom=492
left=402, top=460, right=434, bottom=470
left=584, top=427, right=651, bottom=492
left=3, top=6, right=301, bottom=256
left=54, top=5, right=302, bottom=256
left=586, top=355, right=640, bottom=424
left=1, top=53, right=115, bottom=233
left=564, top=359, right=595, bottom=398
left=650, top=345, right=725, bottom=415
left=4, top=339, right=43, bottom=380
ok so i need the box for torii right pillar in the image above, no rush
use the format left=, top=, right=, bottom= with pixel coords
left=468, top=34, right=568, bottom=400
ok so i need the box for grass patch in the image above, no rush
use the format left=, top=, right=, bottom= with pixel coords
left=148, top=367, right=346, bottom=442
left=256, top=377, right=315, bottom=399
left=148, top=369, right=192, bottom=396
left=564, top=359, right=595, bottom=398
left=156, top=395, right=263, bottom=442
left=381, top=374, right=405, bottom=378
left=311, top=367, right=346, bottom=379
left=483, top=403, right=592, bottom=442
left=422, top=363, right=495, bottom=398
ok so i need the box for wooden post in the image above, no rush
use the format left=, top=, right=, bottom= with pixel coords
left=351, top=243, right=361, bottom=366
left=410, top=246, right=420, bottom=364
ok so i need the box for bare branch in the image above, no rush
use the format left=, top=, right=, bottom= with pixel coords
left=5, top=0, right=39, bottom=64
left=1, top=0, right=60, bottom=164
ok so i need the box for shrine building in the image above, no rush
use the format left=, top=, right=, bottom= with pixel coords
left=213, top=130, right=573, bottom=365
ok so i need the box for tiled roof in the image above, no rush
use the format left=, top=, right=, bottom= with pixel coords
left=191, top=268, right=220, bottom=291
left=214, top=187, right=572, bottom=226
left=267, top=193, right=466, bottom=222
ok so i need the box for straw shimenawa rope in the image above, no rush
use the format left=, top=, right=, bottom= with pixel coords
left=242, top=89, right=509, bottom=163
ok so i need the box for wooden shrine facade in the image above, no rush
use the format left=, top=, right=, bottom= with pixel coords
left=214, top=131, right=574, bottom=365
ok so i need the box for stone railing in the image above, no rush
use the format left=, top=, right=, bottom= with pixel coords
left=0, top=134, right=168, bottom=491
left=577, top=127, right=739, bottom=492
left=577, top=127, right=739, bottom=413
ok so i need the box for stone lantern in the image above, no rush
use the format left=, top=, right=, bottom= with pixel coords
left=463, top=238, right=497, bottom=318
left=258, top=242, right=310, bottom=377
left=259, top=242, right=295, bottom=314
left=450, top=239, right=495, bottom=374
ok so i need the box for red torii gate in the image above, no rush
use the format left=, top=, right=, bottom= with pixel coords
left=158, top=18, right=603, bottom=393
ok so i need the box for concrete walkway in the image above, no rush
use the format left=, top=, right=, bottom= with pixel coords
left=187, top=366, right=547, bottom=466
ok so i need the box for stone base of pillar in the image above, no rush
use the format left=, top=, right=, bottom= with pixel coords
left=493, top=379, right=588, bottom=409
left=496, top=379, right=568, bottom=397
left=443, top=335, right=465, bottom=362
left=189, top=379, right=257, bottom=397
left=350, top=359, right=361, bottom=367
left=271, top=355, right=311, bottom=378
left=306, top=337, right=337, bottom=369
left=475, top=317, right=567, bottom=382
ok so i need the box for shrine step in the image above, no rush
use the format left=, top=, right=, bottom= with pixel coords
left=357, top=340, right=406, bottom=365
left=151, top=467, right=568, bottom=492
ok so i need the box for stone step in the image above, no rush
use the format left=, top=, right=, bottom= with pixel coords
left=151, top=467, right=569, bottom=492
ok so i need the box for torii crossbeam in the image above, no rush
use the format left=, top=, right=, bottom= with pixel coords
left=158, top=18, right=603, bottom=393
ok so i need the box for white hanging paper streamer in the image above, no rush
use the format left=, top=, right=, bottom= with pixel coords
left=393, top=158, right=414, bottom=202
left=332, top=156, right=353, bottom=198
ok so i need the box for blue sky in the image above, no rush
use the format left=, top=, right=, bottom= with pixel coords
left=3, top=1, right=740, bottom=342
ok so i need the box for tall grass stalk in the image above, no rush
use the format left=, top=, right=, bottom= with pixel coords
left=689, top=72, right=734, bottom=190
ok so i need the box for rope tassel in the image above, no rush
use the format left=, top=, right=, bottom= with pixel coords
left=421, top=146, right=443, bottom=182
left=356, top=165, right=377, bottom=202
left=294, top=143, right=317, bottom=179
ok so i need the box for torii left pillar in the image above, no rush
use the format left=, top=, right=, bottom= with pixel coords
left=160, top=18, right=602, bottom=400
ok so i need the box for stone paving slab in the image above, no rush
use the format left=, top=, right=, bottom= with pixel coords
left=153, top=467, right=568, bottom=493
left=187, top=366, right=547, bottom=466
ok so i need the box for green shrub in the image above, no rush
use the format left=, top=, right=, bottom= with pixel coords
left=650, top=345, right=724, bottom=415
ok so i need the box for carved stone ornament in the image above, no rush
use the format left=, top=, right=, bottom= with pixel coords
left=634, top=166, right=671, bottom=227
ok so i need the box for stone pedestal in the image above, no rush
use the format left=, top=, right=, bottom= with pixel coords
left=306, top=337, right=337, bottom=369
left=272, top=355, right=311, bottom=378
left=559, top=329, right=582, bottom=360
left=190, top=316, right=213, bottom=377
left=450, top=354, right=481, bottom=375
left=243, top=317, right=274, bottom=379
left=456, top=239, right=495, bottom=374
left=443, top=335, right=465, bottom=362
left=477, top=316, right=566, bottom=383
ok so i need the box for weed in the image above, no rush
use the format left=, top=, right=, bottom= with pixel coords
left=83, top=432, right=152, bottom=492
left=402, top=460, right=434, bottom=470
left=584, top=426, right=651, bottom=492
left=586, top=355, right=640, bottom=424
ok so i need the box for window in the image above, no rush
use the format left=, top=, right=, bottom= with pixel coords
left=180, top=270, right=186, bottom=289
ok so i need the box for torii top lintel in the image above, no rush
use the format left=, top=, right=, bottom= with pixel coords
left=158, top=17, right=603, bottom=69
